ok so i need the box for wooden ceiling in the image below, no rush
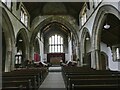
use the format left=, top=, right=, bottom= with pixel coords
left=23, top=2, right=84, bottom=24
left=42, top=22, right=70, bottom=35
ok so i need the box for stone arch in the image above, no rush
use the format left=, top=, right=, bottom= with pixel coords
left=91, top=5, right=120, bottom=69
left=30, top=16, right=80, bottom=60
left=30, top=16, right=79, bottom=45
left=80, top=27, right=91, bottom=67
left=16, top=28, right=29, bottom=64
left=100, top=51, right=109, bottom=70
left=2, top=8, right=15, bottom=72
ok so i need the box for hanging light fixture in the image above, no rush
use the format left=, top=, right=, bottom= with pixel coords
left=104, top=24, right=110, bottom=29
left=86, top=37, right=89, bottom=40
left=19, top=39, right=23, bottom=42
left=104, top=14, right=110, bottom=29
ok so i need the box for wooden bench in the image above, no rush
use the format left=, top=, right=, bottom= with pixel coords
left=65, top=74, right=119, bottom=88
left=67, top=78, right=120, bottom=90
left=13, top=67, right=48, bottom=83
left=2, top=76, right=37, bottom=89
left=2, top=80, right=32, bottom=90
left=3, top=72, right=41, bottom=88
left=62, top=66, right=120, bottom=90
left=2, top=67, right=48, bottom=89
left=1, top=86, right=27, bottom=90
left=72, top=84, right=119, bottom=90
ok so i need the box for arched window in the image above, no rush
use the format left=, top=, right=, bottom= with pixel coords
left=112, top=46, right=120, bottom=61
left=116, top=48, right=120, bottom=60
left=20, top=6, right=28, bottom=27
left=49, top=34, right=63, bottom=53
left=15, top=50, right=22, bottom=64
left=80, top=3, right=87, bottom=26
left=1, top=0, right=12, bottom=9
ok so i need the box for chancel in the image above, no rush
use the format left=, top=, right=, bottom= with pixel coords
left=1, top=0, right=120, bottom=90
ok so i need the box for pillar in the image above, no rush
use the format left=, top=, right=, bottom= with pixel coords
left=91, top=49, right=101, bottom=70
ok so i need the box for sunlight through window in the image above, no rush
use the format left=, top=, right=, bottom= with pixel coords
left=49, top=34, right=63, bottom=53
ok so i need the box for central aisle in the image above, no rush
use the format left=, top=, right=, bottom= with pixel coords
left=39, top=67, right=66, bottom=89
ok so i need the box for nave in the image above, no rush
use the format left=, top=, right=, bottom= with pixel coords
left=2, top=65, right=120, bottom=90
left=1, top=1, right=120, bottom=90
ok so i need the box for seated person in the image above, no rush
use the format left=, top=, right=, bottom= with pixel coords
left=41, top=61, right=48, bottom=67
left=60, top=60, right=63, bottom=65
left=34, top=61, right=48, bottom=67
left=66, top=60, right=77, bottom=66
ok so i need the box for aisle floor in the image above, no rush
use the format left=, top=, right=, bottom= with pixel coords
left=39, top=72, right=66, bottom=89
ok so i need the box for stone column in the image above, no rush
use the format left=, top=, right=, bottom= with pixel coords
left=30, top=46, right=34, bottom=61
left=10, top=45, right=16, bottom=71
left=5, top=51, right=12, bottom=72
left=77, top=43, right=81, bottom=67
left=91, top=49, right=100, bottom=70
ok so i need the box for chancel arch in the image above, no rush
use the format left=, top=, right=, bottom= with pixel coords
left=30, top=16, right=80, bottom=63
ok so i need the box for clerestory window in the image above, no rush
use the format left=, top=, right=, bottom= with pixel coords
left=20, top=6, right=28, bottom=27
left=112, top=46, right=120, bottom=61
left=1, top=0, right=12, bottom=9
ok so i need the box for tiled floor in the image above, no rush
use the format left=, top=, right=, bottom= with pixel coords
left=39, top=67, right=66, bottom=89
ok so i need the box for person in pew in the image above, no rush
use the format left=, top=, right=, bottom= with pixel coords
left=66, top=60, right=72, bottom=66
left=60, top=60, right=63, bottom=65
left=27, top=60, right=34, bottom=68
left=34, top=61, right=48, bottom=67
left=60, top=60, right=67, bottom=66
left=40, top=61, right=48, bottom=67
left=72, top=61, right=77, bottom=66
left=66, top=60, right=77, bottom=66
left=77, top=58, right=80, bottom=67
left=24, top=59, right=29, bottom=68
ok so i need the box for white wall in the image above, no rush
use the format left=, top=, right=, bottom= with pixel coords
left=101, top=42, right=119, bottom=71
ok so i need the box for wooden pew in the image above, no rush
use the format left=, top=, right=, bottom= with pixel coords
left=67, top=78, right=120, bottom=90
left=2, top=76, right=37, bottom=89
left=2, top=67, right=48, bottom=89
left=62, top=66, right=120, bottom=90
left=13, top=67, right=48, bottom=83
left=65, top=74, right=119, bottom=88
left=2, top=79, right=32, bottom=90
left=2, top=86, right=27, bottom=90
left=3, top=72, right=41, bottom=88
left=72, top=84, right=119, bottom=90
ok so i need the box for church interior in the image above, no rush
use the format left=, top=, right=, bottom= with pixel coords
left=1, top=0, right=120, bottom=90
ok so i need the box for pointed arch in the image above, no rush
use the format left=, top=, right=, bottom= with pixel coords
left=80, top=27, right=91, bottom=67
left=16, top=28, right=29, bottom=65
left=30, top=16, right=79, bottom=46
left=30, top=16, right=80, bottom=60
left=1, top=8, right=15, bottom=72
left=100, top=51, right=109, bottom=70
left=91, top=5, right=120, bottom=69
